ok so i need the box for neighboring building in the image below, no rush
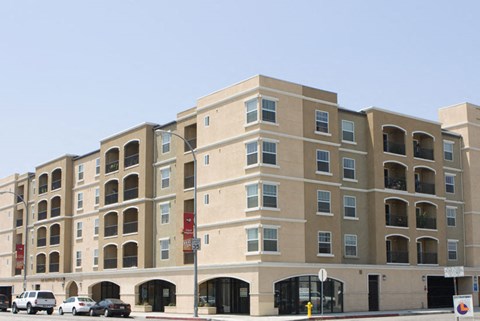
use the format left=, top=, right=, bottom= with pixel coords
left=0, top=75, right=478, bottom=316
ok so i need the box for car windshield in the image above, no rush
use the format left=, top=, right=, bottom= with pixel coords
left=79, top=297, right=94, bottom=302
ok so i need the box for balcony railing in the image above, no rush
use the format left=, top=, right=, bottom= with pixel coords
left=124, top=187, right=138, bottom=201
left=38, top=211, right=47, bottom=221
left=123, top=221, right=138, bottom=234
left=105, top=225, right=118, bottom=237
left=51, top=207, right=60, bottom=217
left=416, top=216, right=437, bottom=229
left=123, top=256, right=138, bottom=268
left=124, top=154, right=139, bottom=168
left=384, top=141, right=405, bottom=155
left=16, top=219, right=23, bottom=227
left=50, top=235, right=60, bottom=245
left=105, top=192, right=118, bottom=205
left=385, top=176, right=407, bottom=191
left=415, top=182, right=435, bottom=195
left=37, top=238, right=47, bottom=247
left=386, top=251, right=409, bottom=264
left=16, top=195, right=24, bottom=203
left=39, top=184, right=48, bottom=194
left=36, top=264, right=46, bottom=273
left=417, top=252, right=438, bottom=265
left=49, top=263, right=59, bottom=272
left=414, top=147, right=434, bottom=160
left=184, top=138, right=197, bottom=152
left=386, top=213, right=408, bottom=227
left=104, top=258, right=117, bottom=269
left=184, top=176, right=194, bottom=189
left=105, top=160, right=119, bottom=173
left=51, top=179, right=61, bottom=190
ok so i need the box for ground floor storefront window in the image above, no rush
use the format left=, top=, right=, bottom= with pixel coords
left=138, top=280, right=176, bottom=312
left=199, top=277, right=250, bottom=314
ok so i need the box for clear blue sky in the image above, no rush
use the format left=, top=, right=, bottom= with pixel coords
left=1, top=0, right=479, bottom=178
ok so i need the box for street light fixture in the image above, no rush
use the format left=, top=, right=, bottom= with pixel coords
left=155, top=129, right=199, bottom=317
left=0, top=190, right=28, bottom=292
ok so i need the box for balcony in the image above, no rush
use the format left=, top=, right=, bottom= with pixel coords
left=415, top=181, right=435, bottom=195
left=105, top=192, right=118, bottom=205
left=414, top=147, right=434, bottom=160
left=39, top=184, right=48, bottom=194
left=37, top=238, right=47, bottom=247
left=417, top=252, right=438, bottom=265
left=123, top=256, right=138, bottom=268
left=184, top=176, right=194, bottom=189
left=104, top=258, right=117, bottom=269
left=185, top=138, right=197, bottom=151
left=51, top=207, right=60, bottom=218
left=385, top=176, right=407, bottom=191
left=384, top=141, right=405, bottom=155
left=49, top=263, right=59, bottom=272
left=124, top=187, right=138, bottom=201
left=16, top=219, right=23, bottom=227
left=413, top=133, right=434, bottom=161
left=386, top=213, right=408, bottom=227
left=51, top=179, right=61, bottom=190
left=16, top=195, right=24, bottom=203
left=105, top=225, right=118, bottom=237
left=124, top=153, right=139, bottom=168
left=105, top=160, right=119, bottom=174
left=36, top=264, right=46, bottom=273
left=50, top=235, right=60, bottom=245
left=38, top=211, right=47, bottom=221
left=416, top=216, right=437, bottom=230
left=123, top=221, right=138, bottom=234
left=386, top=251, right=409, bottom=264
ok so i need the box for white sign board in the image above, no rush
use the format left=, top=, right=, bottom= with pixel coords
left=318, top=268, right=327, bottom=282
left=453, top=295, right=474, bottom=318
left=444, top=266, right=464, bottom=278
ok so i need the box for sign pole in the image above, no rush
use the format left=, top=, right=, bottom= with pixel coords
left=318, top=269, right=328, bottom=317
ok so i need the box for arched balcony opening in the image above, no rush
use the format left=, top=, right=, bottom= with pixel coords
left=36, top=253, right=46, bottom=273
left=104, top=244, right=118, bottom=269
left=386, top=235, right=409, bottom=264
left=123, top=242, right=138, bottom=268
left=105, top=148, right=120, bottom=174
left=123, top=208, right=138, bottom=234
left=123, top=174, right=139, bottom=201
left=413, top=132, right=434, bottom=160
left=124, top=141, right=139, bottom=168
left=415, top=167, right=436, bottom=195
left=385, top=198, right=408, bottom=227
left=49, top=252, right=60, bottom=272
left=417, top=237, right=438, bottom=265
left=383, top=126, right=406, bottom=155
left=51, top=196, right=61, bottom=218
left=50, top=224, right=60, bottom=245
left=384, top=162, right=407, bottom=191
left=38, top=200, right=48, bottom=221
left=37, top=227, right=47, bottom=247
left=416, top=202, right=437, bottom=230
left=51, top=168, right=62, bottom=190
left=104, top=212, right=118, bottom=237
left=104, top=180, right=119, bottom=205
left=38, top=173, right=49, bottom=194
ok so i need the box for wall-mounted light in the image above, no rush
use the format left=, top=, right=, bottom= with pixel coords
left=422, top=275, right=426, bottom=282
left=382, top=275, right=387, bottom=281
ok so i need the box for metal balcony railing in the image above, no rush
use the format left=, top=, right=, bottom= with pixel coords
left=386, top=251, right=409, bottom=264
left=39, top=184, right=48, bottom=194
left=385, top=176, right=407, bottom=191
left=51, top=180, right=61, bottom=190
left=36, top=264, right=46, bottom=273
left=49, top=263, right=59, bottom=272
left=416, top=216, right=437, bottom=229
left=123, top=256, right=138, bottom=268
left=51, top=207, right=60, bottom=217
left=16, top=219, right=23, bottom=227
left=104, top=225, right=118, bottom=237
left=123, top=221, right=138, bottom=234
left=184, top=176, right=194, bottom=189
left=415, top=182, right=435, bottom=195
left=124, top=154, right=139, bottom=168
left=50, top=235, right=60, bottom=245
left=37, top=238, right=46, bottom=247
left=184, top=138, right=197, bottom=152
left=384, top=141, right=405, bottom=155
left=417, top=252, right=438, bottom=264
left=385, top=213, right=408, bottom=227
left=414, top=147, right=434, bottom=160
left=16, top=195, right=24, bottom=203
left=105, top=193, right=118, bottom=205
left=104, top=258, right=117, bottom=269
left=105, top=160, right=119, bottom=173
left=38, top=211, right=47, bottom=220
left=124, top=187, right=138, bottom=201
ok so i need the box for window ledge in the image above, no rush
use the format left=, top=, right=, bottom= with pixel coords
left=317, top=254, right=334, bottom=258
left=245, top=207, right=260, bottom=213
left=316, top=171, right=333, bottom=176
left=260, top=207, right=280, bottom=212
left=260, top=251, right=281, bottom=255
left=344, top=216, right=359, bottom=221
left=344, top=255, right=359, bottom=259
left=260, top=164, right=280, bottom=169
left=414, top=157, right=435, bottom=163
left=245, top=164, right=260, bottom=170
left=314, top=131, right=332, bottom=137
left=123, top=232, right=139, bottom=236
left=342, top=140, right=357, bottom=145
left=105, top=170, right=119, bottom=176
left=125, top=164, right=140, bottom=170
left=383, top=152, right=407, bottom=158
left=316, top=212, right=334, bottom=217
left=246, top=252, right=260, bottom=256
left=343, top=178, right=358, bottom=183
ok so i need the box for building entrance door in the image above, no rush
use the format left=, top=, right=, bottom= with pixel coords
left=368, top=275, right=379, bottom=311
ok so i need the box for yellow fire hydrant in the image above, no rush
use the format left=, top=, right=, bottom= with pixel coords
left=306, top=301, right=313, bottom=318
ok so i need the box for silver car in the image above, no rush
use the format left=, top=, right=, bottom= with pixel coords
left=58, top=296, right=95, bottom=315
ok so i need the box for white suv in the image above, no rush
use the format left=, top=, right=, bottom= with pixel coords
left=12, top=290, right=56, bottom=315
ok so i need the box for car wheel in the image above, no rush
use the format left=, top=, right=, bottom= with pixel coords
left=26, top=303, right=33, bottom=314
left=58, top=307, right=64, bottom=315
left=89, top=309, right=96, bottom=316
left=72, top=307, right=77, bottom=316
left=104, top=308, right=111, bottom=317
left=47, top=308, right=53, bottom=315
left=11, top=304, right=18, bottom=314
left=123, top=312, right=130, bottom=318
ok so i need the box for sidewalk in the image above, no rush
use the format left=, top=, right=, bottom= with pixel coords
left=130, top=308, right=455, bottom=321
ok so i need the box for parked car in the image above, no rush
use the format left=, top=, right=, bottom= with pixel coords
left=12, top=290, right=56, bottom=315
left=89, top=298, right=131, bottom=317
left=59, top=296, right=95, bottom=315
left=0, top=294, right=9, bottom=312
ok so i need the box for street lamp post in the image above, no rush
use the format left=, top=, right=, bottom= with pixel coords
left=0, top=190, right=28, bottom=292
left=155, top=129, right=199, bottom=317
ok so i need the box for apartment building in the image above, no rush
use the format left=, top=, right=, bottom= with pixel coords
left=0, top=75, right=478, bottom=316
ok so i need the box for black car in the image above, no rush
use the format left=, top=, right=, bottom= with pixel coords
left=89, top=298, right=131, bottom=317
left=0, top=294, right=9, bottom=312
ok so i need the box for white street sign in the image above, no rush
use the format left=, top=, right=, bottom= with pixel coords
left=453, top=295, right=474, bottom=318
left=318, top=268, right=327, bottom=282
left=445, top=266, right=464, bottom=278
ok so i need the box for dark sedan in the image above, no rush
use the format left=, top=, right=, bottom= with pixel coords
left=0, top=294, right=9, bottom=312
left=89, top=298, right=131, bottom=317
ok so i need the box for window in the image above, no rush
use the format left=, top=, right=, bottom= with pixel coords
left=94, top=218, right=99, bottom=236
left=161, top=168, right=170, bottom=188
left=204, top=234, right=210, bottom=245
left=160, top=239, right=169, bottom=260
left=204, top=116, right=210, bottom=127
left=343, top=158, right=356, bottom=180
left=76, top=251, right=82, bottom=267
left=446, top=207, right=457, bottom=227
left=317, top=190, right=331, bottom=214
left=204, top=194, right=209, bottom=205
left=263, top=184, right=277, bottom=208
left=78, top=164, right=84, bottom=181
left=263, top=227, right=278, bottom=252
left=77, top=192, right=83, bottom=210
left=246, top=184, right=259, bottom=209
left=316, top=150, right=330, bottom=173
left=344, top=234, right=357, bottom=257
left=162, top=133, right=171, bottom=154
left=76, top=222, right=83, bottom=238
left=93, top=249, right=98, bottom=266
left=315, top=110, right=329, bottom=133
left=245, top=99, right=258, bottom=124
left=262, top=98, right=276, bottom=123
left=95, top=188, right=100, bottom=205
left=95, top=158, right=100, bottom=175
left=262, top=141, right=277, bottom=165
left=344, top=196, right=356, bottom=218
left=448, top=240, right=458, bottom=260
left=342, top=120, right=355, bottom=142
left=246, top=142, right=258, bottom=166
left=160, top=203, right=170, bottom=224
left=247, top=228, right=259, bottom=252
left=444, top=141, right=454, bottom=161
left=445, top=175, right=455, bottom=194
left=318, top=232, right=332, bottom=255
left=204, top=154, right=210, bottom=165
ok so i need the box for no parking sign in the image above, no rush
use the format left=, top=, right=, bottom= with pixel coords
left=453, top=295, right=474, bottom=318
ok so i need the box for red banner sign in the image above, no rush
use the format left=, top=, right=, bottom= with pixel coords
left=183, top=213, right=194, bottom=252
left=16, top=244, right=24, bottom=269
